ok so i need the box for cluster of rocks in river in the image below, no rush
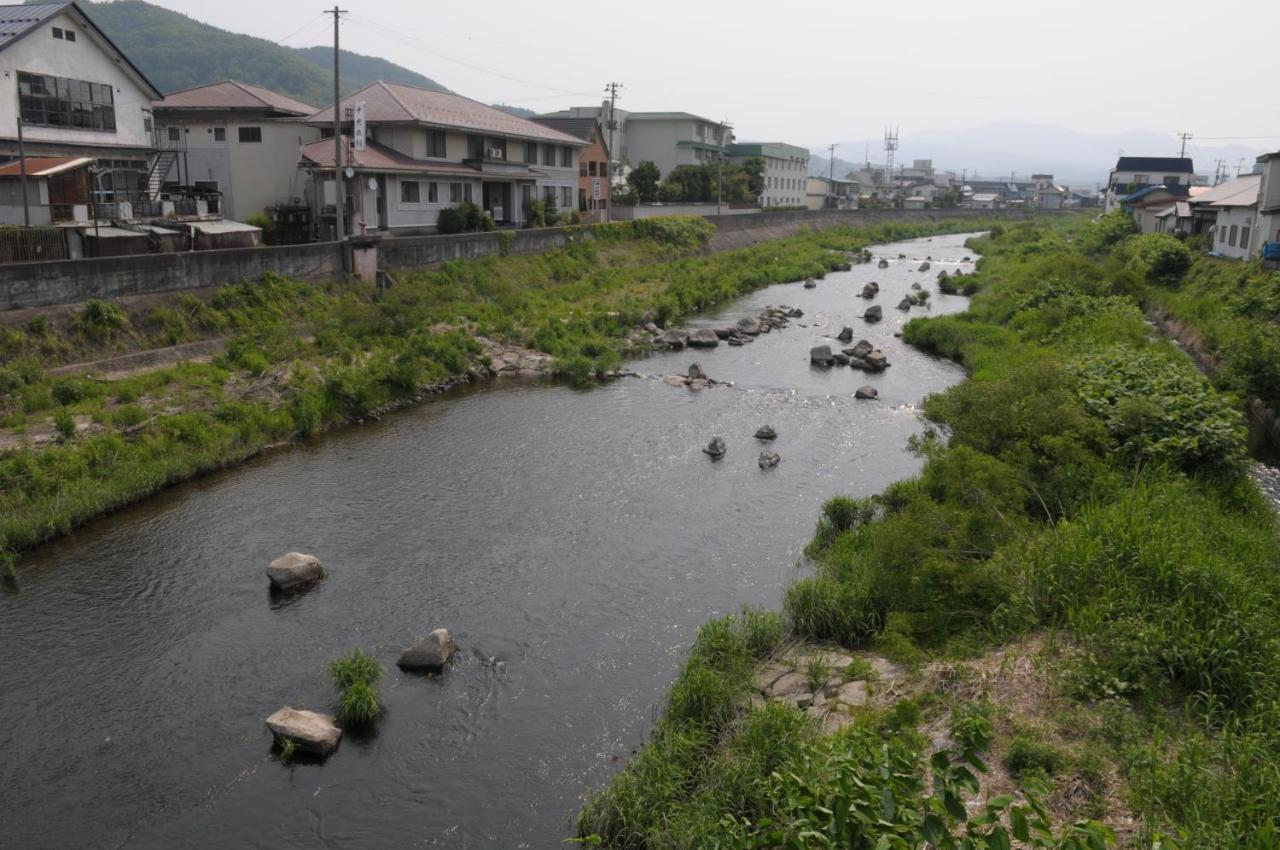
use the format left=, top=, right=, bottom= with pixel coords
left=263, top=552, right=458, bottom=759
left=703, top=424, right=783, bottom=468
left=651, top=306, right=803, bottom=351
left=665, top=361, right=729, bottom=391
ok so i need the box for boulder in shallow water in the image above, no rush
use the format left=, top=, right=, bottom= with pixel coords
left=855, top=385, right=879, bottom=400
left=736, top=318, right=762, bottom=336
left=850, top=339, right=874, bottom=359
left=897, top=298, right=912, bottom=311
left=266, top=707, right=341, bottom=756
left=864, top=305, right=882, bottom=323
left=755, top=425, right=778, bottom=441
left=810, top=345, right=836, bottom=366
left=861, top=284, right=877, bottom=299
left=837, top=326, right=853, bottom=342
left=877, top=258, right=889, bottom=268
left=688, top=329, right=720, bottom=348
left=759, top=449, right=781, bottom=469
left=399, top=628, right=457, bottom=670
left=803, top=278, right=817, bottom=289
left=659, top=330, right=689, bottom=350
left=703, top=436, right=727, bottom=459
left=864, top=350, right=888, bottom=372
left=266, top=552, right=324, bottom=592
left=833, top=352, right=850, bottom=366
left=911, top=282, right=922, bottom=291
left=687, top=362, right=708, bottom=381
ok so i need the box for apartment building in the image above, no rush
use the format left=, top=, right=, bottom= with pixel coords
left=726, top=142, right=809, bottom=207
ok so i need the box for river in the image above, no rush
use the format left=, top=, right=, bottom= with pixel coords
left=0, top=233, right=978, bottom=848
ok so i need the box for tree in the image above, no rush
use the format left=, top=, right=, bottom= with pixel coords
left=742, top=156, right=765, bottom=198
left=628, top=161, right=661, bottom=203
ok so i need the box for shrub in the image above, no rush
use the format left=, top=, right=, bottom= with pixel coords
left=53, top=407, right=76, bottom=441
left=436, top=205, right=467, bottom=234
left=542, top=194, right=558, bottom=226
left=1004, top=734, right=1065, bottom=779
left=72, top=298, right=129, bottom=343
left=951, top=699, right=994, bottom=753
left=522, top=196, right=545, bottom=228
left=1126, top=232, right=1192, bottom=284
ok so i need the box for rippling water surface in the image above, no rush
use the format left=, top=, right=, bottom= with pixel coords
left=0, top=234, right=980, bottom=848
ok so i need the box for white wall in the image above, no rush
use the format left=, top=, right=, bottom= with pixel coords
left=1212, top=205, right=1260, bottom=259
left=0, top=10, right=153, bottom=151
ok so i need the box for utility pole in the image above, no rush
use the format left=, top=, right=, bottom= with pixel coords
left=716, top=119, right=731, bottom=215
left=325, top=6, right=347, bottom=243
left=1213, top=159, right=1226, bottom=186
left=1178, top=131, right=1193, bottom=159
left=827, top=143, right=836, bottom=208
left=1235, top=157, right=1246, bottom=178
left=15, top=117, right=29, bottom=227
left=604, top=82, right=622, bottom=220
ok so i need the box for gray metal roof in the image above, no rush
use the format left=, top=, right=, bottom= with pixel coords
left=0, top=2, right=161, bottom=98
left=0, top=3, right=66, bottom=50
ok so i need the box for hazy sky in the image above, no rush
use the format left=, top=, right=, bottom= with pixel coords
left=121, top=0, right=1279, bottom=151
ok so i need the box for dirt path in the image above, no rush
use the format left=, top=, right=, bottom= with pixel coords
left=46, top=337, right=228, bottom=380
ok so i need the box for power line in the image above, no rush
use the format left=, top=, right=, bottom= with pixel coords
left=275, top=13, right=326, bottom=45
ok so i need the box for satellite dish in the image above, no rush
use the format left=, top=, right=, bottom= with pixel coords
left=344, top=167, right=355, bottom=179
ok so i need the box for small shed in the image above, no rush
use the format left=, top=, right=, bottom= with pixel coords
left=81, top=225, right=149, bottom=257
left=188, top=219, right=263, bottom=251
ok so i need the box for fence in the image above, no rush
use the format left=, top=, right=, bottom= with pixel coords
left=0, top=226, right=69, bottom=263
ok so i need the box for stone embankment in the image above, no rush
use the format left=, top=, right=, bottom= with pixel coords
left=752, top=645, right=905, bottom=735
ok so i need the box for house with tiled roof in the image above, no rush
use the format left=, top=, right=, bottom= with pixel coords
left=152, top=80, right=320, bottom=221
left=1189, top=174, right=1262, bottom=260
left=301, top=81, right=587, bottom=236
left=0, top=1, right=162, bottom=224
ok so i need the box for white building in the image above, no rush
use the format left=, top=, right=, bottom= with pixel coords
left=726, top=142, right=808, bottom=207
left=1190, top=174, right=1261, bottom=260
left=302, top=81, right=585, bottom=236
left=0, top=2, right=161, bottom=220
left=805, top=175, right=858, bottom=210
left=1104, top=156, right=1194, bottom=212
left=153, top=80, right=320, bottom=221
left=1256, top=151, right=1280, bottom=251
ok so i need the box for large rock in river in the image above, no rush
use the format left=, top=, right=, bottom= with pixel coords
left=855, top=385, right=879, bottom=400
left=863, top=305, right=882, bottom=323
left=758, top=449, right=781, bottom=469
left=864, top=350, right=888, bottom=371
left=877, top=258, right=889, bottom=269
left=736, top=318, right=762, bottom=336
left=688, top=329, right=720, bottom=348
left=687, top=362, right=708, bottom=381
left=849, top=339, right=874, bottom=359
left=398, top=628, right=457, bottom=670
left=754, top=425, right=778, bottom=441
left=659, top=330, right=689, bottom=349
left=266, top=707, right=341, bottom=756
left=810, top=345, right=836, bottom=366
left=897, top=298, right=913, bottom=311
left=837, top=326, right=854, bottom=342
left=266, top=552, right=324, bottom=592
left=860, top=284, right=878, bottom=299
left=703, top=436, right=727, bottom=459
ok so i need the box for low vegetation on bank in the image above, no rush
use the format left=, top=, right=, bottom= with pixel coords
left=0, top=215, right=997, bottom=559
left=579, top=214, right=1280, bottom=848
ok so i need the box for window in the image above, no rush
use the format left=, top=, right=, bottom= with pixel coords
left=428, top=182, right=438, bottom=203
left=1229, top=224, right=1238, bottom=246
left=65, top=29, right=76, bottom=42
left=561, top=146, right=571, bottom=167
left=238, top=126, right=262, bottom=143
left=525, top=142, right=537, bottom=165
left=401, top=181, right=421, bottom=203
left=522, top=185, right=533, bottom=205
left=485, top=137, right=507, bottom=161
left=1133, top=174, right=1149, bottom=185
left=18, top=71, right=115, bottom=131
left=543, top=185, right=555, bottom=200
left=1218, top=226, right=1226, bottom=244
left=52, top=27, right=63, bottom=39
left=213, top=127, right=226, bottom=142
left=450, top=183, right=462, bottom=203
left=464, top=183, right=473, bottom=203
left=561, top=186, right=572, bottom=208
left=426, top=130, right=446, bottom=157
left=143, top=117, right=152, bottom=133
left=580, top=162, right=588, bottom=177
left=1163, top=175, right=1181, bottom=185
left=588, top=161, right=597, bottom=176
left=167, top=126, right=181, bottom=142
left=1241, top=226, right=1250, bottom=251
left=544, top=144, right=556, bottom=166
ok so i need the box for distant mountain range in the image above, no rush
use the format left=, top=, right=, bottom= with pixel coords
left=810, top=123, right=1270, bottom=187
left=77, top=0, right=449, bottom=108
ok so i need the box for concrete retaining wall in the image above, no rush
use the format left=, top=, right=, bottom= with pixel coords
left=0, top=208, right=1055, bottom=311
left=0, top=242, right=342, bottom=312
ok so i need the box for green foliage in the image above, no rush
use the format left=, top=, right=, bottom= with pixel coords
left=1123, top=232, right=1192, bottom=284
left=52, top=407, right=76, bottom=442
left=330, top=649, right=383, bottom=727
left=71, top=298, right=130, bottom=344
left=1074, top=211, right=1137, bottom=256
left=436, top=205, right=467, bottom=234
left=542, top=194, right=559, bottom=227
left=627, top=160, right=661, bottom=203
left=950, top=699, right=994, bottom=754
left=83, top=0, right=446, bottom=111
left=1003, top=735, right=1066, bottom=779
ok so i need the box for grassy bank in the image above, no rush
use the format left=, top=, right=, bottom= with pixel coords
left=0, top=215, right=1002, bottom=563
left=578, top=215, right=1280, bottom=848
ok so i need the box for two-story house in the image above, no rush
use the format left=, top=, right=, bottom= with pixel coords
left=300, top=81, right=586, bottom=237
left=726, top=142, right=809, bottom=207
left=1104, top=156, right=1194, bottom=212
left=152, top=80, right=320, bottom=221
left=530, top=115, right=610, bottom=223
left=0, top=1, right=161, bottom=223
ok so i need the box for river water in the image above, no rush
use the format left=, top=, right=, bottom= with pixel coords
left=0, top=234, right=978, bottom=849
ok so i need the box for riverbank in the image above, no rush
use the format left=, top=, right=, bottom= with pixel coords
left=0, top=215, right=1013, bottom=563
left=578, top=215, right=1280, bottom=847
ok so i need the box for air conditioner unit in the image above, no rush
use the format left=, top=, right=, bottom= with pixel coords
left=487, top=148, right=504, bottom=159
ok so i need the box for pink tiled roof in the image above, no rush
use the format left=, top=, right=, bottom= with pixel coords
left=307, top=81, right=585, bottom=145
left=299, top=137, right=548, bottom=180
left=155, top=80, right=318, bottom=116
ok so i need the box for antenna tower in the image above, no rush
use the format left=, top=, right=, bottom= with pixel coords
left=883, top=126, right=898, bottom=187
